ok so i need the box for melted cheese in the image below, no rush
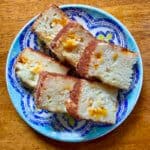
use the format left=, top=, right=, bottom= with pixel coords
left=19, top=56, right=28, bottom=64
left=62, top=38, right=78, bottom=51
left=68, top=33, right=78, bottom=40
left=43, top=34, right=52, bottom=43
left=112, top=53, right=118, bottom=61
left=63, top=85, right=72, bottom=91
left=93, top=57, right=104, bottom=70
left=52, top=18, right=67, bottom=26
left=88, top=107, right=107, bottom=119
left=95, top=50, right=103, bottom=59
left=94, top=63, right=99, bottom=70
left=31, top=64, right=42, bottom=74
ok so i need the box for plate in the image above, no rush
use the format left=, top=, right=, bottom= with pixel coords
left=6, top=4, right=143, bottom=142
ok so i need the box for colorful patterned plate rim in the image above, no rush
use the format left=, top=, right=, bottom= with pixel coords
left=6, top=4, right=143, bottom=142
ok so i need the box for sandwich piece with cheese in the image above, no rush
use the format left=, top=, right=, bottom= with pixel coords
left=50, top=21, right=95, bottom=66
left=34, top=72, right=77, bottom=113
left=77, top=41, right=137, bottom=89
left=66, top=79, right=118, bottom=124
left=35, top=72, right=118, bottom=124
left=15, top=48, right=68, bottom=89
left=32, top=4, right=70, bottom=46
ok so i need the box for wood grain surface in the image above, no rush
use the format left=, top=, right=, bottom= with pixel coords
left=0, top=0, right=150, bottom=150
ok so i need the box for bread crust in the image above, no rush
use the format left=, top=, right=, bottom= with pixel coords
left=31, top=14, right=42, bottom=32
left=34, top=71, right=48, bottom=107
left=66, top=80, right=82, bottom=119
left=77, top=40, right=99, bottom=77
left=98, top=41, right=137, bottom=56
left=50, top=21, right=77, bottom=49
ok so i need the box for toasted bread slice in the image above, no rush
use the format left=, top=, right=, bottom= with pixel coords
left=15, top=48, right=68, bottom=89
left=34, top=72, right=77, bottom=113
left=66, top=80, right=118, bottom=124
left=50, top=22, right=95, bottom=66
left=32, top=4, right=70, bottom=46
left=77, top=41, right=137, bottom=89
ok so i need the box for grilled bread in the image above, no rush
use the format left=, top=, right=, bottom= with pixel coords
left=15, top=48, right=68, bottom=89
left=34, top=72, right=77, bottom=113
left=66, top=79, right=118, bottom=124
left=77, top=41, right=137, bottom=89
left=32, top=4, right=70, bottom=46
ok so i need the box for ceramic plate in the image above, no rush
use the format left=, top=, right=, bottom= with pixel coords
left=6, top=4, right=143, bottom=142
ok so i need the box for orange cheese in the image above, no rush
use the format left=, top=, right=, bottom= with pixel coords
left=94, top=63, right=99, bottom=70
left=95, top=50, right=103, bottom=59
left=64, top=85, right=72, bottom=91
left=62, top=39, right=78, bottom=51
left=88, top=107, right=107, bottom=119
left=19, top=56, right=28, bottom=64
left=52, top=18, right=67, bottom=26
left=31, top=63, right=42, bottom=74
left=112, top=53, right=118, bottom=61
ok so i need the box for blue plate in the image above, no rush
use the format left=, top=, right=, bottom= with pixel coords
left=6, top=4, right=143, bottom=142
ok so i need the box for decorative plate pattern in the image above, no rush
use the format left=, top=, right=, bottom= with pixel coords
left=6, top=4, right=143, bottom=142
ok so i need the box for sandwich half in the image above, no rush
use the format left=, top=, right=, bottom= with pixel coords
left=50, top=22, right=95, bottom=66
left=32, top=4, right=70, bottom=46
left=77, top=41, right=137, bottom=89
left=15, top=48, right=68, bottom=89
left=34, top=72, right=77, bottom=113
left=66, top=79, right=118, bottom=124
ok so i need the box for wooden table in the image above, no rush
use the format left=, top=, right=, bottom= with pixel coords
left=0, top=0, right=150, bottom=149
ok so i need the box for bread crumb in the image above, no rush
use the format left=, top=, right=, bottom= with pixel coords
left=88, top=99, right=93, bottom=107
